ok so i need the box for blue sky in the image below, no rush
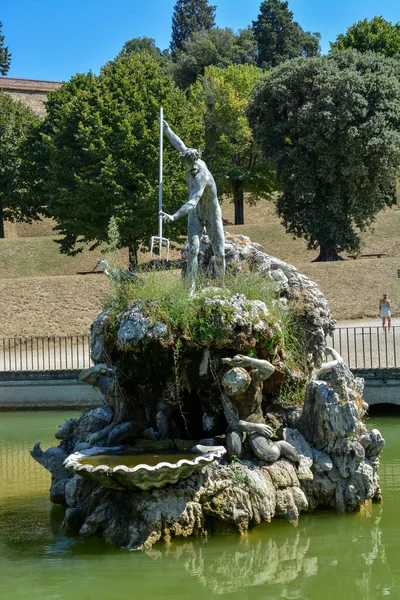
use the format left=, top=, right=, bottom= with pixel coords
left=2, top=0, right=400, bottom=82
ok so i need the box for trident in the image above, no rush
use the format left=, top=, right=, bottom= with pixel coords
left=150, top=107, right=170, bottom=261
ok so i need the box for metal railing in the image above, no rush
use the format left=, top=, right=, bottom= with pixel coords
left=0, top=335, right=92, bottom=372
left=1, top=327, right=399, bottom=372
left=327, top=326, right=400, bottom=369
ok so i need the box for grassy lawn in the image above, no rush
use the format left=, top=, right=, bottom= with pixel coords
left=1, top=199, right=400, bottom=335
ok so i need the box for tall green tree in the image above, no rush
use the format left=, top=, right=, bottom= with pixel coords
left=0, top=21, right=11, bottom=75
left=252, top=0, right=320, bottom=68
left=331, top=16, right=400, bottom=57
left=0, top=93, right=38, bottom=238
left=193, top=64, right=275, bottom=224
left=173, top=27, right=256, bottom=89
left=25, top=52, right=203, bottom=267
left=249, top=50, right=400, bottom=261
left=118, top=36, right=164, bottom=59
left=170, top=0, right=216, bottom=56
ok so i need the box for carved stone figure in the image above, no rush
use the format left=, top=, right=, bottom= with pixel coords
left=93, top=259, right=143, bottom=284
left=312, top=347, right=344, bottom=379
left=78, top=363, right=117, bottom=400
left=159, top=119, right=225, bottom=294
left=78, top=363, right=135, bottom=446
left=221, top=355, right=299, bottom=463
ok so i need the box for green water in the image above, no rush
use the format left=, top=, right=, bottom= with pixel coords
left=0, top=410, right=399, bottom=600
left=79, top=452, right=198, bottom=469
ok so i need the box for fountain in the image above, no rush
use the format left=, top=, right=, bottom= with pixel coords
left=30, top=233, right=385, bottom=550
left=30, top=122, right=385, bottom=549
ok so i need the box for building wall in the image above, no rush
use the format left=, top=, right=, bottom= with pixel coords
left=2, top=89, right=49, bottom=117
left=0, top=77, right=62, bottom=117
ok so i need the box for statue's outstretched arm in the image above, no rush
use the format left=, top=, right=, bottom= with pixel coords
left=78, top=364, right=116, bottom=387
left=312, top=346, right=344, bottom=378
left=222, top=355, right=275, bottom=382
left=161, top=174, right=206, bottom=223
left=161, top=119, right=187, bottom=153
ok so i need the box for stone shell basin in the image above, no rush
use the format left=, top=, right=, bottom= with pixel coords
left=64, top=447, right=226, bottom=491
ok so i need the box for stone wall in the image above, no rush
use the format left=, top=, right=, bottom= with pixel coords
left=0, top=370, right=102, bottom=409
left=0, top=77, right=62, bottom=117
left=3, top=89, right=49, bottom=117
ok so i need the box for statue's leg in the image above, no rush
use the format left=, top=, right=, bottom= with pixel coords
left=207, top=217, right=225, bottom=287
left=249, top=434, right=280, bottom=463
left=187, top=213, right=203, bottom=295
left=275, top=440, right=299, bottom=463
left=226, top=428, right=243, bottom=459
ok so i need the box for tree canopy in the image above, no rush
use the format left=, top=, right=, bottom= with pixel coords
left=118, top=36, right=165, bottom=61
left=252, top=0, right=320, bottom=68
left=331, top=16, right=400, bottom=57
left=249, top=50, right=400, bottom=261
left=193, top=64, right=275, bottom=224
left=172, top=27, right=256, bottom=89
left=25, top=52, right=203, bottom=267
left=0, top=21, right=11, bottom=75
left=170, top=0, right=216, bottom=56
left=0, top=92, right=38, bottom=237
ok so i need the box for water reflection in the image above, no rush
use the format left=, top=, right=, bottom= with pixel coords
left=144, top=504, right=393, bottom=598
left=155, top=533, right=316, bottom=596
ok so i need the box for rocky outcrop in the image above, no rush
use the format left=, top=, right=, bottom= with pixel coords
left=51, top=362, right=384, bottom=550
left=297, top=363, right=383, bottom=512
left=61, top=458, right=307, bottom=550
left=183, top=232, right=335, bottom=367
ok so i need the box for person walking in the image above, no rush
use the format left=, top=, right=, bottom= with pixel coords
left=379, top=293, right=392, bottom=333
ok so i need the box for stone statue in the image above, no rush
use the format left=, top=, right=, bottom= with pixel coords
left=312, top=347, right=344, bottom=379
left=159, top=119, right=225, bottom=294
left=78, top=363, right=135, bottom=446
left=78, top=363, right=117, bottom=400
left=221, top=355, right=298, bottom=463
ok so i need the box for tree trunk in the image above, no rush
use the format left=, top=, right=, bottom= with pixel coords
left=0, top=201, right=4, bottom=238
left=232, top=180, right=244, bottom=225
left=313, top=244, right=343, bottom=262
left=128, top=243, right=138, bottom=270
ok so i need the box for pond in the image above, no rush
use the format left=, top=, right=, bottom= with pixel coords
left=0, top=409, right=398, bottom=600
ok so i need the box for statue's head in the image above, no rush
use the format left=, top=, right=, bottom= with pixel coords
left=222, top=367, right=251, bottom=397
left=179, top=147, right=201, bottom=167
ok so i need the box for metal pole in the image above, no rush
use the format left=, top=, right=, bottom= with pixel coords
left=158, top=106, right=163, bottom=256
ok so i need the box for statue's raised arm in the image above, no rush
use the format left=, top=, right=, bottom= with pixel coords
left=159, top=118, right=187, bottom=154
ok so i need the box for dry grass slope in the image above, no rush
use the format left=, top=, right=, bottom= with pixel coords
left=1, top=200, right=399, bottom=336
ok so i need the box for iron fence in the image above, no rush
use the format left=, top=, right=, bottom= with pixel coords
left=1, top=327, right=399, bottom=372
left=0, top=335, right=92, bottom=372
left=327, top=326, right=400, bottom=369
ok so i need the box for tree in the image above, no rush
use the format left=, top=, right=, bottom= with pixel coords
left=118, top=36, right=163, bottom=59
left=249, top=50, right=400, bottom=261
left=118, top=36, right=171, bottom=63
left=193, top=64, right=275, bottom=224
left=170, top=0, right=216, bottom=56
left=0, top=93, right=38, bottom=238
left=331, top=16, right=400, bottom=57
left=173, top=27, right=257, bottom=89
left=25, top=52, right=204, bottom=268
left=252, top=0, right=320, bottom=68
left=0, top=22, right=11, bottom=75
